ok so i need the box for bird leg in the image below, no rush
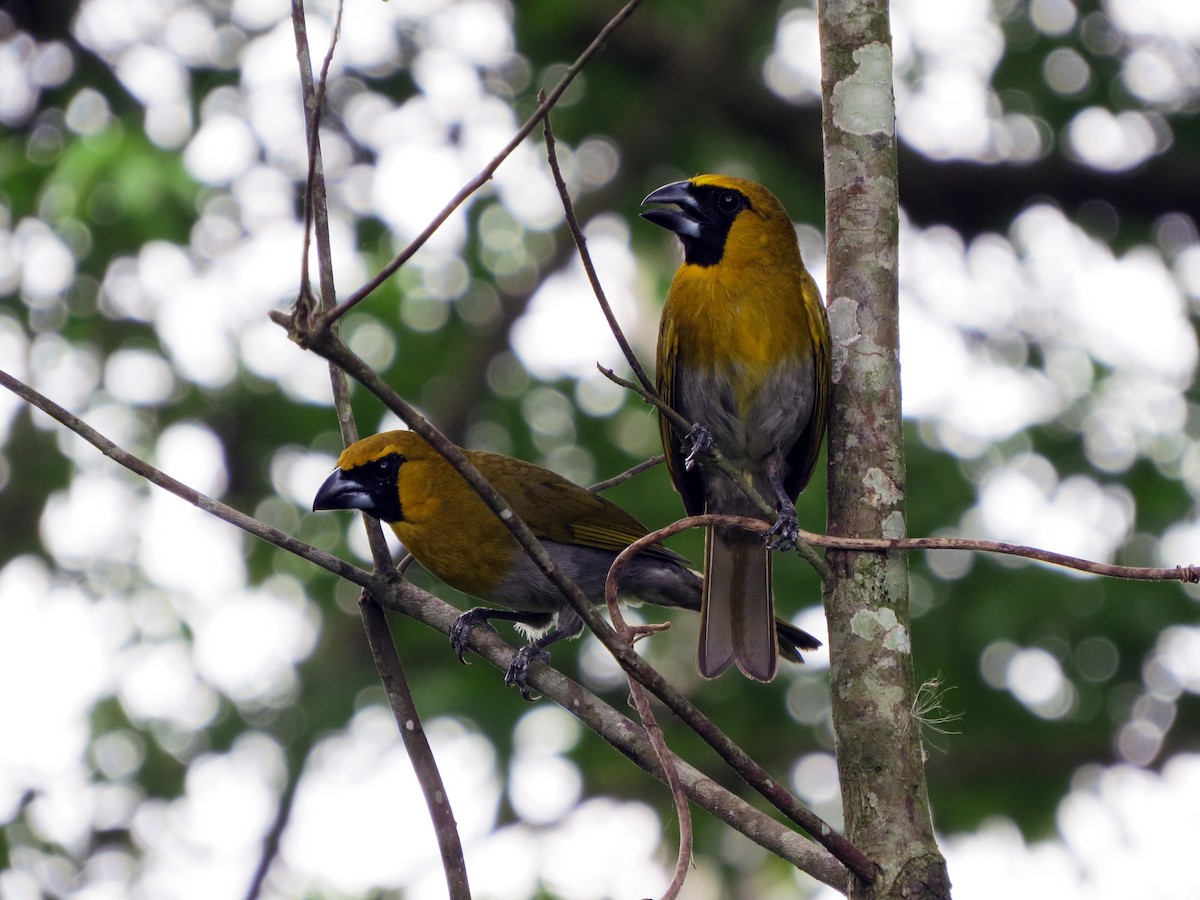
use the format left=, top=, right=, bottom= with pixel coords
left=765, top=457, right=799, bottom=551
left=452, top=607, right=585, bottom=700
left=450, top=607, right=540, bottom=663
left=504, top=608, right=585, bottom=701
left=683, top=423, right=714, bottom=471
left=504, top=644, right=553, bottom=701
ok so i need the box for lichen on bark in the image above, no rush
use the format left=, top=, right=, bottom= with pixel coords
left=818, top=0, right=952, bottom=897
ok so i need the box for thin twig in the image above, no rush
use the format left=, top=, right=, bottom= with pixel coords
left=588, top=454, right=665, bottom=493
left=542, top=96, right=655, bottom=394
left=604, top=513, right=874, bottom=880
left=263, top=329, right=878, bottom=883
left=243, top=745, right=304, bottom=900
left=291, top=0, right=342, bottom=332
left=606, top=510, right=1200, bottom=585
left=0, top=368, right=373, bottom=588
left=800, top=531, right=1200, bottom=583
left=629, top=678, right=692, bottom=900
left=289, top=1, right=470, bottom=896
left=591, top=488, right=693, bottom=894
left=313, top=0, right=648, bottom=327
left=0, top=367, right=850, bottom=891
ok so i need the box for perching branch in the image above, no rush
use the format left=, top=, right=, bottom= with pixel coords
left=798, top=532, right=1198, bottom=583
left=598, top=364, right=833, bottom=582
left=542, top=103, right=691, bottom=896
left=0, top=366, right=850, bottom=891
left=608, top=508, right=1199, bottom=585
left=266, top=325, right=876, bottom=882
left=289, top=1, right=470, bottom=896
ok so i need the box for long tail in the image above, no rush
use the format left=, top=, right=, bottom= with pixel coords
left=698, top=526, right=778, bottom=681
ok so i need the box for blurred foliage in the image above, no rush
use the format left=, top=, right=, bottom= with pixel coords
left=1, top=0, right=1199, bottom=896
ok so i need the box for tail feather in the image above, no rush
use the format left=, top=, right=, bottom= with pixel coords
left=699, top=527, right=778, bottom=681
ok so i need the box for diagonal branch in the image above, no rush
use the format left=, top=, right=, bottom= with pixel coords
left=264, top=328, right=878, bottom=883
left=289, top=1, right=470, bottom=896
left=0, top=367, right=849, bottom=891
left=0, top=368, right=371, bottom=589
left=541, top=95, right=655, bottom=394
left=310, top=0, right=648, bottom=327
left=606, top=513, right=876, bottom=880
left=587, top=454, right=665, bottom=493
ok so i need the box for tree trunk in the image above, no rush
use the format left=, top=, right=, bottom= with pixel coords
left=818, top=1, right=952, bottom=896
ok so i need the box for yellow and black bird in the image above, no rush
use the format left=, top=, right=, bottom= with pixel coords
left=313, top=430, right=820, bottom=696
left=642, top=174, right=830, bottom=683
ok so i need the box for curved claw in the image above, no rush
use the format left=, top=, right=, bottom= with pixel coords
left=683, top=423, right=713, bottom=471
left=504, top=645, right=551, bottom=701
left=449, top=610, right=497, bottom=664
left=768, top=512, right=800, bottom=552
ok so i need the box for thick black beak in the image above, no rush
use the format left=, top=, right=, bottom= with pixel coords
left=640, top=180, right=703, bottom=238
left=313, top=468, right=376, bottom=514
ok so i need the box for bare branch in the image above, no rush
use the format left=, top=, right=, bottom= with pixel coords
left=312, top=0, right=648, bottom=326
left=0, top=363, right=852, bottom=888
left=0, top=367, right=374, bottom=590
left=289, top=2, right=470, bottom=895
left=290, top=0, right=342, bottom=332
left=798, top=531, right=1199, bottom=583
left=605, top=513, right=877, bottom=882
left=542, top=97, right=655, bottom=394
left=243, top=745, right=304, bottom=900
left=267, top=328, right=877, bottom=883
left=588, top=454, right=665, bottom=493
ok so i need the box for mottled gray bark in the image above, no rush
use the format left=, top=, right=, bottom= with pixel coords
left=818, top=1, right=952, bottom=897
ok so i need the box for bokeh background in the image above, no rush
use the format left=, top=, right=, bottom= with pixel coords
left=2, top=0, right=1199, bottom=897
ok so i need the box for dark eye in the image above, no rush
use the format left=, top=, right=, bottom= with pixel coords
left=365, top=454, right=402, bottom=486
left=717, top=192, right=741, bottom=214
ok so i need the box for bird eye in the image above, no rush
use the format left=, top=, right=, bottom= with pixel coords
left=717, top=191, right=741, bottom=214
left=365, top=454, right=401, bottom=486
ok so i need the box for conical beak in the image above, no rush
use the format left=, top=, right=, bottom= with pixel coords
left=640, top=180, right=703, bottom=238
left=312, top=467, right=375, bottom=513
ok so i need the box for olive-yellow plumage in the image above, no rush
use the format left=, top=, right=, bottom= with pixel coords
left=313, top=430, right=820, bottom=695
left=643, top=174, right=830, bottom=682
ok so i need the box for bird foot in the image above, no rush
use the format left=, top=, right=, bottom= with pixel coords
left=768, top=511, right=799, bottom=552
left=449, top=609, right=497, bottom=664
left=504, top=644, right=551, bottom=701
left=683, top=424, right=713, bottom=471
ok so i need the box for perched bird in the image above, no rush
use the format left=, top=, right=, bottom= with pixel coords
left=313, top=430, right=820, bottom=697
left=642, top=174, right=831, bottom=683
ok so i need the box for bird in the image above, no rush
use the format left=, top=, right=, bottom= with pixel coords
left=642, top=174, right=831, bottom=683
left=312, top=429, right=821, bottom=697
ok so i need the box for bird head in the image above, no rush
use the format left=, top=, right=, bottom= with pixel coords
left=640, top=174, right=799, bottom=269
left=312, top=431, right=424, bottom=523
